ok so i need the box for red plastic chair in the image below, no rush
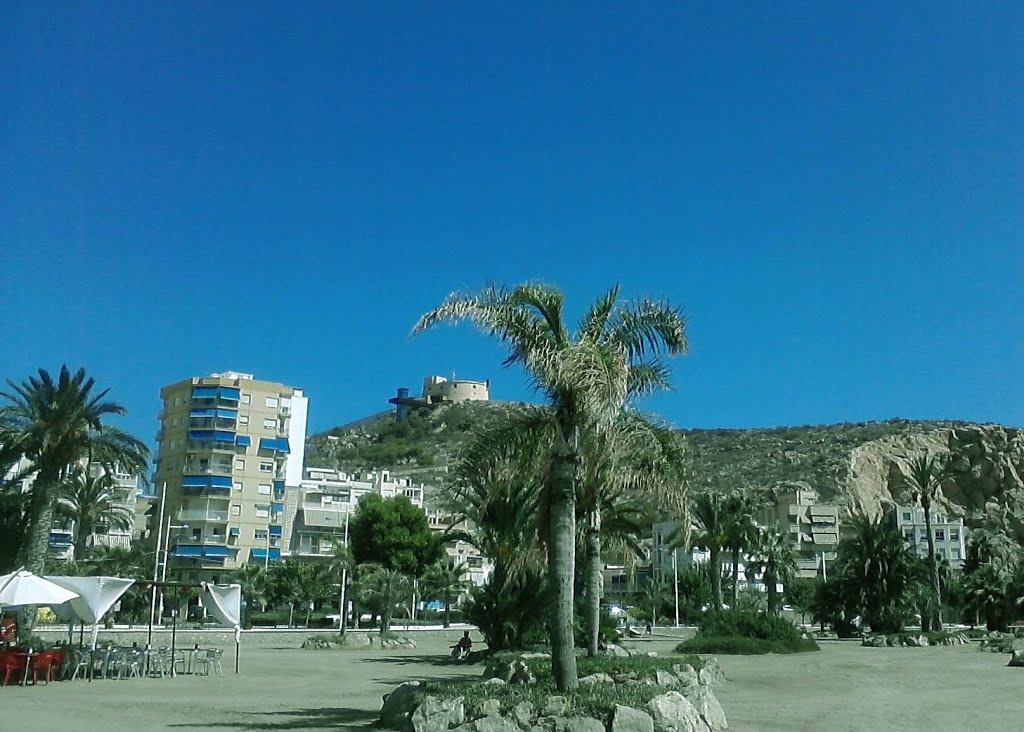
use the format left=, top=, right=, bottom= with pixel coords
left=29, top=650, right=62, bottom=685
left=0, top=652, right=27, bottom=686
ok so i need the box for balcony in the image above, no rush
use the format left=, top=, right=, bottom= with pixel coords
left=182, top=465, right=233, bottom=475
left=181, top=485, right=232, bottom=499
left=177, top=509, right=230, bottom=522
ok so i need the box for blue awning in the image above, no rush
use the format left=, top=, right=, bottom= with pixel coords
left=182, top=475, right=233, bottom=488
left=229, top=527, right=240, bottom=537
left=192, top=386, right=241, bottom=401
left=269, top=525, right=283, bottom=536
left=189, top=429, right=236, bottom=443
left=204, top=546, right=230, bottom=558
left=259, top=437, right=290, bottom=453
left=235, top=435, right=251, bottom=447
left=271, top=502, right=284, bottom=514
left=49, top=533, right=73, bottom=547
left=250, top=548, right=281, bottom=561
left=273, top=480, right=285, bottom=492
left=190, top=408, right=238, bottom=419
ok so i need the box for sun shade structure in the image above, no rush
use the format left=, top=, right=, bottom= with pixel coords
left=0, top=569, right=81, bottom=608
left=47, top=576, right=136, bottom=649
left=200, top=582, right=243, bottom=673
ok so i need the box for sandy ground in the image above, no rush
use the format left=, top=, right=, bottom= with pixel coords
left=3, top=631, right=1023, bottom=731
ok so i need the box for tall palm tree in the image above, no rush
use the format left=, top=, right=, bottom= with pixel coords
left=0, top=366, right=149, bottom=574
left=327, top=539, right=354, bottom=634
left=677, top=491, right=729, bottom=610
left=722, top=493, right=756, bottom=605
left=357, top=565, right=413, bottom=633
left=234, top=563, right=271, bottom=620
left=416, top=283, right=687, bottom=690
left=750, top=526, right=797, bottom=615
left=422, top=559, right=469, bottom=628
left=900, top=452, right=953, bottom=630
left=56, top=468, right=134, bottom=560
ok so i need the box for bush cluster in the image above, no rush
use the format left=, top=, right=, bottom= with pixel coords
left=676, top=609, right=819, bottom=655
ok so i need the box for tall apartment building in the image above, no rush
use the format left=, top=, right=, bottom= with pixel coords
left=153, top=371, right=307, bottom=582
left=761, top=486, right=840, bottom=579
left=894, top=506, right=967, bottom=569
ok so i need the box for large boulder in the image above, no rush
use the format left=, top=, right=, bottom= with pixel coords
left=510, top=702, right=535, bottom=730
left=345, top=632, right=372, bottom=649
left=685, top=686, right=728, bottom=732
left=541, top=697, right=569, bottom=717
left=551, top=717, right=604, bottom=732
left=606, top=643, right=632, bottom=657
left=698, top=658, right=725, bottom=686
left=577, top=673, right=615, bottom=686
left=381, top=681, right=423, bottom=729
left=1008, top=650, right=1024, bottom=667
left=655, top=670, right=679, bottom=688
left=672, top=664, right=699, bottom=690
left=478, top=700, right=503, bottom=718
left=647, top=692, right=710, bottom=732
left=608, top=705, right=655, bottom=732
left=412, top=696, right=465, bottom=732
left=455, top=715, right=522, bottom=732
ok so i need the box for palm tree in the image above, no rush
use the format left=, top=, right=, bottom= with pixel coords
left=750, top=526, right=797, bottom=615
left=722, top=493, right=757, bottom=605
left=678, top=491, right=729, bottom=610
left=234, top=563, right=271, bottom=623
left=0, top=366, right=149, bottom=575
left=357, top=565, right=413, bottom=633
left=422, top=559, right=469, bottom=628
left=964, top=564, right=1009, bottom=631
left=834, top=514, right=920, bottom=633
left=327, top=540, right=354, bottom=635
left=415, top=283, right=687, bottom=690
left=899, top=452, right=954, bottom=630
left=56, top=468, right=134, bottom=560
left=636, top=577, right=670, bottom=625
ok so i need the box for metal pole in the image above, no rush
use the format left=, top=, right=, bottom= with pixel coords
left=170, top=585, right=178, bottom=677
left=148, top=484, right=167, bottom=644
left=159, top=514, right=172, bottom=621
left=821, top=551, right=827, bottom=582
left=338, top=512, right=349, bottom=636
left=673, top=549, right=680, bottom=628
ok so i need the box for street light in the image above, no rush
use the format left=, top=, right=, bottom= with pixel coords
left=158, top=519, right=189, bottom=622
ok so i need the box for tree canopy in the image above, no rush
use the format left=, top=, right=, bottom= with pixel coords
left=349, top=493, right=442, bottom=578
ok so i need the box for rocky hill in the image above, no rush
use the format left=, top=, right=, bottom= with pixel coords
left=306, top=405, right=1024, bottom=541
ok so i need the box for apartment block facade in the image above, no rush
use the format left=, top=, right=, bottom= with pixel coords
left=894, top=505, right=967, bottom=569
left=153, top=371, right=308, bottom=582
left=760, top=487, right=840, bottom=579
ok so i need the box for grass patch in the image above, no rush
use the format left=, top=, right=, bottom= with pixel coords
left=426, top=653, right=706, bottom=720
left=676, top=609, right=820, bottom=655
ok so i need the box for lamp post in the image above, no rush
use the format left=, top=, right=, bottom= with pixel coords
left=159, top=518, right=189, bottom=621
left=337, top=511, right=350, bottom=636
left=673, top=548, right=680, bottom=628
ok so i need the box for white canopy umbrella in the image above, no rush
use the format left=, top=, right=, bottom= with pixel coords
left=47, top=576, right=136, bottom=649
left=200, top=583, right=242, bottom=673
left=0, top=569, right=81, bottom=608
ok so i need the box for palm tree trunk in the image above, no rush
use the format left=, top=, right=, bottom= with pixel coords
left=18, top=469, right=60, bottom=574
left=585, top=509, right=602, bottom=657
left=548, top=448, right=579, bottom=692
left=709, top=545, right=722, bottom=610
left=732, top=547, right=740, bottom=605
left=766, top=568, right=778, bottom=615
left=305, top=604, right=312, bottom=628
left=74, top=514, right=92, bottom=562
left=288, top=603, right=294, bottom=628
left=923, top=503, right=942, bottom=630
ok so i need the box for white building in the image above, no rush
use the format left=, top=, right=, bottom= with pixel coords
left=894, top=505, right=967, bottom=569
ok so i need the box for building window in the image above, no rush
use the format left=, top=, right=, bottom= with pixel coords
left=938, top=548, right=946, bottom=558
left=255, top=505, right=270, bottom=518
left=235, top=459, right=245, bottom=470
left=211, top=527, right=223, bottom=537
left=258, top=483, right=272, bottom=495
left=231, top=504, right=241, bottom=516
left=241, top=393, right=251, bottom=404
left=935, top=529, right=945, bottom=542
left=902, top=512, right=911, bottom=522
left=904, top=531, right=914, bottom=543
left=950, top=529, right=960, bottom=542
left=265, top=397, right=279, bottom=408
left=233, top=481, right=243, bottom=492
left=263, top=418, right=276, bottom=430
left=254, top=529, right=268, bottom=540
left=260, top=461, right=273, bottom=473
left=952, top=547, right=961, bottom=560
left=238, top=414, right=249, bottom=426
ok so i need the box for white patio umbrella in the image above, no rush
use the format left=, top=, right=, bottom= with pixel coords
left=0, top=568, right=81, bottom=608
left=48, top=576, right=136, bottom=649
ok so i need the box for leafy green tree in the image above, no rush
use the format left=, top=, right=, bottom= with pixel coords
left=416, top=283, right=687, bottom=691
left=750, top=526, right=797, bottom=615
left=234, top=563, right=270, bottom=624
left=784, top=577, right=818, bottom=623
left=268, top=558, right=333, bottom=627
left=833, top=514, right=921, bottom=633
left=635, top=578, right=670, bottom=624
left=674, top=561, right=713, bottom=623
left=357, top=565, right=412, bottom=633
left=963, top=564, right=1009, bottom=631
left=326, top=539, right=354, bottom=634
left=56, top=468, right=134, bottom=560
left=422, top=559, right=469, bottom=628
left=0, top=366, right=148, bottom=578
left=722, top=493, right=757, bottom=606
left=349, top=493, right=443, bottom=578
left=898, top=453, right=954, bottom=630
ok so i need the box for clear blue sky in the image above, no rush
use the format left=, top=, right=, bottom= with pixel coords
left=3, top=2, right=1022, bottom=448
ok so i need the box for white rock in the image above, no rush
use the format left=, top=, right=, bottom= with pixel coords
left=647, top=691, right=711, bottom=732
left=608, top=705, right=655, bottom=732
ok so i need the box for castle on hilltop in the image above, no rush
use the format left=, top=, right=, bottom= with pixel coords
left=389, top=374, right=490, bottom=418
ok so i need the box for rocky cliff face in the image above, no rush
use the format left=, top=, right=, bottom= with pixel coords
left=686, top=421, right=1024, bottom=541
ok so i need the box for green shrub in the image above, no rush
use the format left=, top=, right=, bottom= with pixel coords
left=465, top=564, right=548, bottom=652
left=676, top=609, right=819, bottom=655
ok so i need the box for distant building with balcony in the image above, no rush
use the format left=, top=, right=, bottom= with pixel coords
left=426, top=510, right=492, bottom=587
left=153, top=371, right=308, bottom=583
left=760, top=485, right=840, bottom=579
left=289, top=467, right=424, bottom=558
left=894, top=505, right=967, bottom=569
